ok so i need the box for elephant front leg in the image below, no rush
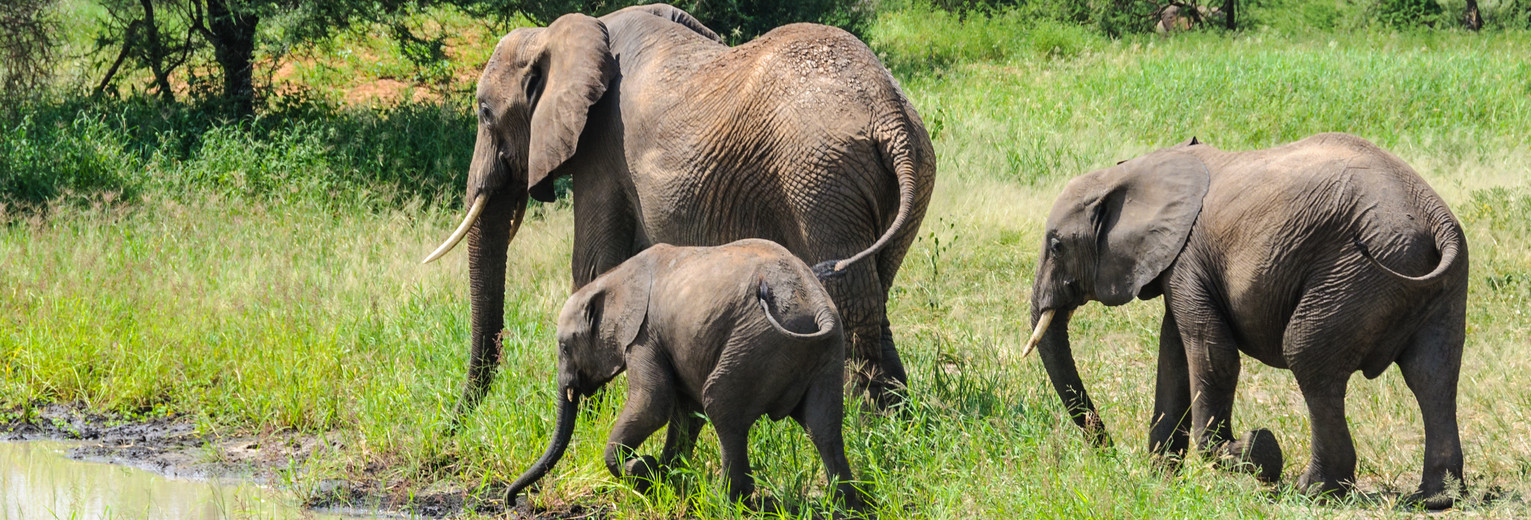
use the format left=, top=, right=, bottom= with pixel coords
left=1149, top=309, right=1192, bottom=462
left=571, top=175, right=638, bottom=289
left=1177, top=303, right=1283, bottom=483
left=604, top=347, right=675, bottom=493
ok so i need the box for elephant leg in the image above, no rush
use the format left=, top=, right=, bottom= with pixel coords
left=1149, top=307, right=1192, bottom=460
left=1397, top=316, right=1465, bottom=509
left=793, top=366, right=865, bottom=510
left=571, top=174, right=638, bottom=289
left=604, top=346, right=674, bottom=493
left=712, top=421, right=757, bottom=504
left=1292, top=370, right=1356, bottom=498
left=880, top=317, right=909, bottom=391
left=823, top=264, right=900, bottom=410
left=1176, top=297, right=1281, bottom=482
left=659, top=398, right=705, bottom=469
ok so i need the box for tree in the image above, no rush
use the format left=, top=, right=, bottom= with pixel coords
left=95, top=0, right=427, bottom=116
left=1, top=0, right=57, bottom=100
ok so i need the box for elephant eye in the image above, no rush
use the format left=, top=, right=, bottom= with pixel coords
left=525, top=69, right=545, bottom=104
left=1048, top=237, right=1063, bottom=255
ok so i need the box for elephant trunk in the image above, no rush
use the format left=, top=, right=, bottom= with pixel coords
left=1030, top=302, right=1113, bottom=447
left=506, top=388, right=582, bottom=505
left=447, top=192, right=527, bottom=432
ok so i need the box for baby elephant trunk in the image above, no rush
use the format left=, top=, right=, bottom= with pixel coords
left=505, top=389, right=581, bottom=505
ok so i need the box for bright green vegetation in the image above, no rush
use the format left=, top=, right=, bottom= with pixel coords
left=4, top=4, right=1531, bottom=518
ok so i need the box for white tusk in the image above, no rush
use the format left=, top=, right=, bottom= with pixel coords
left=1020, top=309, right=1056, bottom=359
left=421, top=194, right=488, bottom=264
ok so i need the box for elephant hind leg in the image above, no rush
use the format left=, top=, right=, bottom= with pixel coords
left=1291, top=370, right=1356, bottom=498
left=819, top=261, right=901, bottom=410
left=792, top=365, right=865, bottom=510
left=1396, top=312, right=1465, bottom=509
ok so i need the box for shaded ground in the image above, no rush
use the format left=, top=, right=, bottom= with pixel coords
left=0, top=404, right=601, bottom=519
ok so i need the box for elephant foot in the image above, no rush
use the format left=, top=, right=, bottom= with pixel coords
left=1296, top=465, right=1354, bottom=501
left=622, top=455, right=661, bottom=494
left=745, top=493, right=784, bottom=515
left=1213, top=429, right=1282, bottom=483
left=1401, top=490, right=1457, bottom=511
left=1150, top=451, right=1185, bottom=476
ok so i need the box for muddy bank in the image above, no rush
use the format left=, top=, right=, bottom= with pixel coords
left=0, top=405, right=594, bottom=519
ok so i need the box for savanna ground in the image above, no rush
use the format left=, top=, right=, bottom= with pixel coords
left=4, top=2, right=1531, bottom=518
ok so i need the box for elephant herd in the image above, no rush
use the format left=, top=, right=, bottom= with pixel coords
left=419, top=3, right=1470, bottom=512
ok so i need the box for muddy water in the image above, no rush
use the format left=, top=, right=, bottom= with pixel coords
left=0, top=441, right=346, bottom=520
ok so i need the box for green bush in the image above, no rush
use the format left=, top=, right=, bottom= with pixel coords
left=0, top=95, right=474, bottom=214
left=0, top=112, right=142, bottom=211
left=1373, top=0, right=1447, bottom=27
left=1491, top=0, right=1531, bottom=28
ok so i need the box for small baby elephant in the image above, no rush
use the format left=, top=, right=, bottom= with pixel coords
left=506, top=239, right=865, bottom=509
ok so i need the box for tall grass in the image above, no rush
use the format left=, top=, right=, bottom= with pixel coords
left=3, top=7, right=1531, bottom=519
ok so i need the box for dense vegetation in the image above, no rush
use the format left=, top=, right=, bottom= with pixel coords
left=3, top=1, right=1530, bottom=518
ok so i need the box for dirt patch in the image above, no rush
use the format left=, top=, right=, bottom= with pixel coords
left=0, top=405, right=587, bottom=519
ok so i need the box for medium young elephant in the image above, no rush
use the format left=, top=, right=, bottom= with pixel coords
left=422, top=4, right=935, bottom=420
left=1023, top=133, right=1468, bottom=507
left=505, top=239, right=864, bottom=509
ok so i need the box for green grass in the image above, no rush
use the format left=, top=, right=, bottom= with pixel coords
left=5, top=5, right=1531, bottom=519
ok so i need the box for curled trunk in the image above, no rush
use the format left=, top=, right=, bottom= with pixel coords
left=506, top=390, right=582, bottom=504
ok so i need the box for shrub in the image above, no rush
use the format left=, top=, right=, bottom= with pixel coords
left=0, top=113, right=142, bottom=211
left=1373, top=0, right=1447, bottom=27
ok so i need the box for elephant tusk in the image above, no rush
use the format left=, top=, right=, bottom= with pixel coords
left=1020, top=309, right=1056, bottom=359
left=421, top=194, right=488, bottom=264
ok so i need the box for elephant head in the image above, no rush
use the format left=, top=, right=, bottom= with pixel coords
left=1023, top=149, right=1210, bottom=445
left=505, top=272, right=650, bottom=502
left=420, top=13, right=617, bottom=429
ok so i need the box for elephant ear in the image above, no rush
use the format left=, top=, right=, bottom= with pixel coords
left=1092, top=151, right=1210, bottom=306
left=574, top=277, right=650, bottom=382
left=527, top=13, right=617, bottom=202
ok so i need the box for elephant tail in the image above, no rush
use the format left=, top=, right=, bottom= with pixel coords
left=812, top=111, right=928, bottom=281
left=1353, top=199, right=1466, bottom=287
left=758, top=279, right=838, bottom=340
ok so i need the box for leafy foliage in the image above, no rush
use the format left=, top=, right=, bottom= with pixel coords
left=1372, top=0, right=1446, bottom=26
left=0, top=0, right=57, bottom=100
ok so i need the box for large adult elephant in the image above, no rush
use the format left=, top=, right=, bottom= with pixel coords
left=423, top=4, right=936, bottom=421
left=1023, top=134, right=1467, bottom=507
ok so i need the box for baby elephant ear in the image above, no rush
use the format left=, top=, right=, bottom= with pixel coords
left=599, top=276, right=650, bottom=352
left=1092, top=150, right=1211, bottom=306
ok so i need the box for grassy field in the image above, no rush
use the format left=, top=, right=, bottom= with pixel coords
left=4, top=4, right=1531, bottom=518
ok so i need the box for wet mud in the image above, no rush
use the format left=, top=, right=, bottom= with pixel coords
left=0, top=405, right=595, bottom=519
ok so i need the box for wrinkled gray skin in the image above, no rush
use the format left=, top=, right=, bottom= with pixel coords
left=505, top=239, right=864, bottom=509
left=447, top=4, right=934, bottom=422
left=1029, top=133, right=1467, bottom=508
